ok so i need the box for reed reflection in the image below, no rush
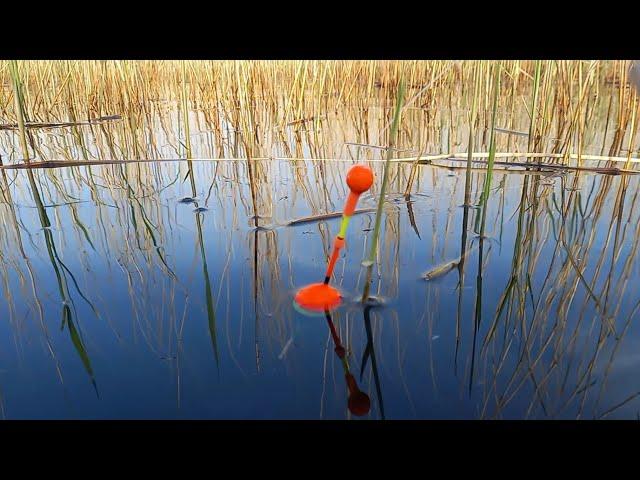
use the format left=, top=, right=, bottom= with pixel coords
left=0, top=156, right=638, bottom=419
left=26, top=170, right=98, bottom=394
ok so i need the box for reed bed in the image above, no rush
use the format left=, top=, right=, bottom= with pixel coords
left=1, top=61, right=639, bottom=170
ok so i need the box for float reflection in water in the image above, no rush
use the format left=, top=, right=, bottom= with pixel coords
left=323, top=309, right=370, bottom=417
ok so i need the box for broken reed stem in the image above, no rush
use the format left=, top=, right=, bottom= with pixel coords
left=431, top=157, right=637, bottom=175
left=361, top=78, right=405, bottom=304
left=287, top=208, right=376, bottom=226
left=402, top=145, right=425, bottom=197
left=392, top=152, right=640, bottom=164
left=0, top=115, right=121, bottom=131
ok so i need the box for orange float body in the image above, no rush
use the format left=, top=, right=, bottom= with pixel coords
left=294, top=164, right=375, bottom=314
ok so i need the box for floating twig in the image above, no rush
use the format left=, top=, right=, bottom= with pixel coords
left=0, top=114, right=121, bottom=131
left=345, top=142, right=415, bottom=152
left=422, top=245, right=478, bottom=281
left=393, top=151, right=640, bottom=165
left=436, top=157, right=637, bottom=175
left=286, top=208, right=376, bottom=226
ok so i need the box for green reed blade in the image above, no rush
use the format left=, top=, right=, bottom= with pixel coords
left=361, top=78, right=405, bottom=303
left=478, top=62, right=502, bottom=238
left=8, top=60, right=30, bottom=163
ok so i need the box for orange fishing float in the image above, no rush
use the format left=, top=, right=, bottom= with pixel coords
left=294, top=164, right=375, bottom=314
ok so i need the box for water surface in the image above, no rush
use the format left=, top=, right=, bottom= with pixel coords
left=0, top=159, right=639, bottom=419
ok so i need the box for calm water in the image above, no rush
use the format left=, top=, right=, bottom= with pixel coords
left=0, top=159, right=639, bottom=419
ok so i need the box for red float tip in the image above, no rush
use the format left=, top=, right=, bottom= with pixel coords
left=346, top=164, right=374, bottom=195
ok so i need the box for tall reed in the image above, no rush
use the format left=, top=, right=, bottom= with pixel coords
left=464, top=63, right=481, bottom=207
left=528, top=60, right=542, bottom=152
left=456, top=62, right=482, bottom=363
left=8, top=60, right=30, bottom=163
left=1, top=60, right=639, bottom=171
left=477, top=62, right=501, bottom=238
left=361, top=79, right=405, bottom=303
left=181, top=61, right=197, bottom=196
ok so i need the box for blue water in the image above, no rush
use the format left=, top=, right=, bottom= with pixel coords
left=0, top=159, right=639, bottom=419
